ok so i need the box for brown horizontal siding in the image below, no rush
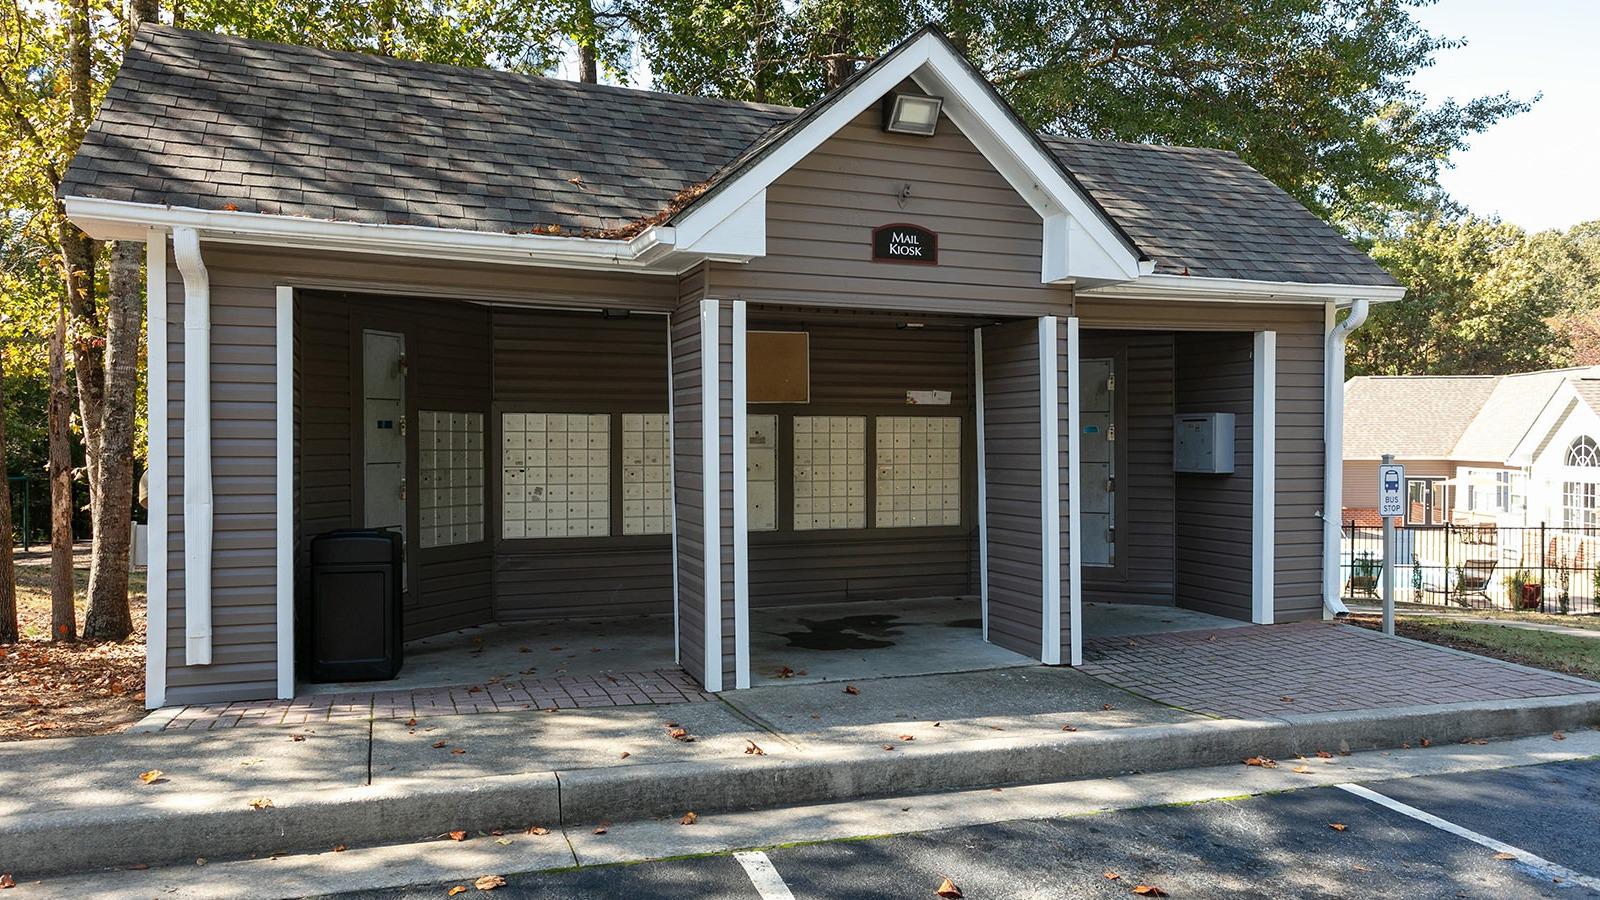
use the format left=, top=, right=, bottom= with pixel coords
left=670, top=297, right=707, bottom=685
left=1173, top=331, right=1254, bottom=621
left=981, top=319, right=1044, bottom=658
left=712, top=98, right=1072, bottom=317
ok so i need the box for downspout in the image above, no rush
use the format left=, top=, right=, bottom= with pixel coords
left=1322, top=298, right=1370, bottom=617
left=174, top=227, right=213, bottom=665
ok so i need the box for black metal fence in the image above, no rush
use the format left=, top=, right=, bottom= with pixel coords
left=1343, top=521, right=1600, bottom=615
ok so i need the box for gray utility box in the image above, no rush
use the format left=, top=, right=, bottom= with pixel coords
left=1173, top=412, right=1236, bottom=474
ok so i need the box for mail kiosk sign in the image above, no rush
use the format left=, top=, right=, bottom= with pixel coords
left=1378, top=463, right=1406, bottom=518
left=872, top=223, right=938, bottom=264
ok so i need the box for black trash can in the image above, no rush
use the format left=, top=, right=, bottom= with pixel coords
left=308, top=529, right=404, bottom=682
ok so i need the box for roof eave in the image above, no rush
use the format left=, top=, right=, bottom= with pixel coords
left=1079, top=273, right=1407, bottom=304
left=62, top=196, right=747, bottom=274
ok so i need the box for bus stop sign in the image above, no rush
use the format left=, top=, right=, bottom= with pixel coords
left=1378, top=463, right=1405, bottom=518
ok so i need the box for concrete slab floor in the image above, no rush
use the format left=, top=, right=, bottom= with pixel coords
left=297, top=614, right=678, bottom=696
left=749, top=596, right=1035, bottom=685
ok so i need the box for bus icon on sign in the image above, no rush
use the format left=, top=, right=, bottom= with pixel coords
left=1383, top=469, right=1400, bottom=494
left=1378, top=463, right=1406, bottom=518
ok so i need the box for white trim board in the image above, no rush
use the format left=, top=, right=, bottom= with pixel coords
left=699, top=300, right=724, bottom=693
left=144, top=231, right=169, bottom=709
left=1064, top=317, right=1083, bottom=666
left=667, top=319, right=681, bottom=664
left=731, top=300, right=750, bottom=690
left=1038, top=316, right=1062, bottom=665
left=275, top=286, right=295, bottom=697
left=1252, top=330, right=1277, bottom=625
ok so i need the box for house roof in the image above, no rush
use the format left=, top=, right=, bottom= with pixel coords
left=1344, top=367, right=1600, bottom=462
left=1570, top=378, right=1600, bottom=418
left=62, top=25, right=1398, bottom=288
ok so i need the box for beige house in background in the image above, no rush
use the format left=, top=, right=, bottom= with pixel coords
left=1343, top=368, right=1600, bottom=527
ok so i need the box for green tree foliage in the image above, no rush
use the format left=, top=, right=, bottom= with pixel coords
left=1347, top=215, right=1600, bottom=376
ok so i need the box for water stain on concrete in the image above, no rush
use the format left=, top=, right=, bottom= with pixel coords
left=778, top=614, right=904, bottom=651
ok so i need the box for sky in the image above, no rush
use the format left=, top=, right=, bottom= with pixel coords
left=1408, top=0, right=1600, bottom=232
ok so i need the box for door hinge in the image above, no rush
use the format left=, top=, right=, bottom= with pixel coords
left=1106, top=373, right=1116, bottom=392
left=1107, top=424, right=1116, bottom=442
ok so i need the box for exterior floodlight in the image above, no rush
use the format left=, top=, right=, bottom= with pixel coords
left=882, top=93, right=943, bottom=136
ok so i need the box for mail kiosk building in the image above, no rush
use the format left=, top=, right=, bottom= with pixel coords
left=61, top=25, right=1405, bottom=707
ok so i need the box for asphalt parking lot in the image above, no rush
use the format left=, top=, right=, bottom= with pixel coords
left=331, top=758, right=1600, bottom=899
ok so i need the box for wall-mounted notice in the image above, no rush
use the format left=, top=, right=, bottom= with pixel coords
left=906, top=390, right=951, bottom=406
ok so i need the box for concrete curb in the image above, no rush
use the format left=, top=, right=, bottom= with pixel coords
left=6, top=694, right=1597, bottom=877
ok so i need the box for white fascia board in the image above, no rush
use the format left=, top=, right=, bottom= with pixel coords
left=1081, top=274, right=1409, bottom=305
left=673, top=191, right=766, bottom=260
left=64, top=196, right=701, bottom=274
left=1507, top=384, right=1578, bottom=467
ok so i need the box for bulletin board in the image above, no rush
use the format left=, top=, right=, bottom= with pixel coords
left=747, top=331, right=810, bottom=403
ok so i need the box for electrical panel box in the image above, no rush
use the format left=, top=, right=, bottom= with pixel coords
left=1173, top=412, right=1236, bottom=474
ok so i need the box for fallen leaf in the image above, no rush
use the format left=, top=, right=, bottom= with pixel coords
left=448, top=887, right=468, bottom=897
left=138, top=769, right=164, bottom=785
left=333, top=844, right=347, bottom=853
left=1401, top=742, right=1411, bottom=749
left=1243, top=756, right=1279, bottom=768
left=432, top=741, right=449, bottom=749
left=1553, top=731, right=1567, bottom=741
left=467, top=686, right=483, bottom=694
left=1280, top=696, right=1295, bottom=703
left=248, top=797, right=274, bottom=810
left=451, top=748, right=467, bottom=755
left=0, top=873, right=13, bottom=889
left=1329, top=823, right=1348, bottom=832
left=777, top=666, right=796, bottom=679
left=593, top=821, right=610, bottom=835
left=291, top=734, right=306, bottom=742
left=527, top=826, right=550, bottom=836
left=406, top=718, right=417, bottom=727
left=1103, top=871, right=1121, bottom=880
left=680, top=811, right=698, bottom=825
left=1420, top=738, right=1432, bottom=748
left=475, top=875, right=506, bottom=891
left=744, top=740, right=765, bottom=756
left=899, top=734, right=915, bottom=742
left=883, top=744, right=896, bottom=751
left=495, top=837, right=512, bottom=846
left=221, top=202, right=239, bottom=212
left=667, top=727, right=694, bottom=742
left=1493, top=852, right=1517, bottom=860
left=619, top=751, right=631, bottom=759
left=1061, top=724, right=1078, bottom=732
left=1316, top=750, right=1333, bottom=759
left=844, top=684, right=861, bottom=695
left=935, top=876, right=963, bottom=898
left=1293, top=765, right=1312, bottom=774
left=1101, top=704, right=1115, bottom=711
left=664, top=721, right=680, bottom=728
left=448, top=830, right=468, bottom=842
left=1131, top=886, right=1168, bottom=897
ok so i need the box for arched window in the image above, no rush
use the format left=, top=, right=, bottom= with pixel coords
left=1568, top=436, right=1600, bottom=467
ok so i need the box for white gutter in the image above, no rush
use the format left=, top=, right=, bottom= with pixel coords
left=1322, top=298, right=1370, bottom=617
left=174, top=227, right=213, bottom=665
left=1082, top=274, right=1408, bottom=305
left=61, top=197, right=733, bottom=273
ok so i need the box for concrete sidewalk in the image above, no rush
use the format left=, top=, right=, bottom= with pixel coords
left=3, top=626, right=1599, bottom=881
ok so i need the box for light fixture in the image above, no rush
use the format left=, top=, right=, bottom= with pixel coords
left=882, top=92, right=943, bottom=136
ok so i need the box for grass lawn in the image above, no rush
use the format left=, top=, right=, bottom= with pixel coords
left=1382, top=605, right=1600, bottom=632
left=1, top=545, right=147, bottom=740
left=1346, top=614, right=1600, bottom=681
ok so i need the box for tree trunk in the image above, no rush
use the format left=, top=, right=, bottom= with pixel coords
left=576, top=0, right=598, bottom=83
left=49, top=306, right=76, bottom=643
left=0, top=341, right=16, bottom=645
left=59, top=221, right=102, bottom=515
left=84, top=241, right=142, bottom=641
left=824, top=11, right=858, bottom=90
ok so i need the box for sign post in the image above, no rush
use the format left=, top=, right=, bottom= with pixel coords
left=1377, top=454, right=1405, bottom=636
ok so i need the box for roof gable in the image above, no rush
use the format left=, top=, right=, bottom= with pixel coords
left=667, top=26, right=1145, bottom=285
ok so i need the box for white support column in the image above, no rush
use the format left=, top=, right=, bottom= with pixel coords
left=173, top=227, right=213, bottom=667
left=275, top=286, right=295, bottom=698
left=974, top=328, right=988, bottom=641
left=144, top=230, right=168, bottom=708
left=731, top=300, right=750, bottom=689
left=1038, top=316, right=1062, bottom=665
left=699, top=299, right=723, bottom=693
left=1253, top=330, right=1278, bottom=624
left=1065, top=316, right=1083, bottom=666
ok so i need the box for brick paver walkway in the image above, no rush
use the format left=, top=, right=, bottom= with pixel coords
left=153, top=669, right=713, bottom=732
left=1080, top=621, right=1600, bottom=719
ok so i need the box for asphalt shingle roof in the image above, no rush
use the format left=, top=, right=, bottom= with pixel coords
left=63, top=26, right=1397, bottom=288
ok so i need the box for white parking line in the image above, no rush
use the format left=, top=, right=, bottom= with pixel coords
left=735, top=850, right=796, bottom=900
left=1337, top=783, right=1600, bottom=890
